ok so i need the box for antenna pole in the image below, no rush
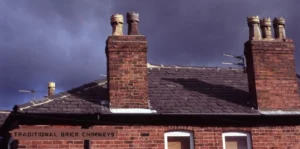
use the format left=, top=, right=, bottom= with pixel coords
left=18, top=89, right=39, bottom=100
left=222, top=53, right=246, bottom=72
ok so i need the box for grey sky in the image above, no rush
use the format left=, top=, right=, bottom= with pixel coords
left=0, top=0, right=299, bottom=110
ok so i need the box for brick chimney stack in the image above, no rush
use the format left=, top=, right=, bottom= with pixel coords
left=244, top=16, right=300, bottom=111
left=48, top=82, right=55, bottom=96
left=106, top=12, right=149, bottom=109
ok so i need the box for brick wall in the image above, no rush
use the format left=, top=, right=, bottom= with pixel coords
left=14, top=125, right=300, bottom=149
left=106, top=35, right=149, bottom=109
left=14, top=125, right=83, bottom=149
left=244, top=39, right=300, bottom=110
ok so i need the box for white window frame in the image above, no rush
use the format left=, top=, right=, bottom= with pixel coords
left=164, top=131, right=194, bottom=149
left=222, top=132, right=252, bottom=149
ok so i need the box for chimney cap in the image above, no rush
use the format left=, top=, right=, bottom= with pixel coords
left=111, top=14, right=124, bottom=24
left=247, top=16, right=260, bottom=24
left=48, top=82, right=55, bottom=88
left=260, top=17, right=272, bottom=27
left=273, top=17, right=285, bottom=25
left=127, top=12, right=139, bottom=22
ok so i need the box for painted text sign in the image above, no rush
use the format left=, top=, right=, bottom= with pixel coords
left=9, top=128, right=117, bottom=140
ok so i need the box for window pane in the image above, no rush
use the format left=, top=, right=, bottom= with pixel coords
left=225, top=136, right=248, bottom=149
left=168, top=136, right=190, bottom=149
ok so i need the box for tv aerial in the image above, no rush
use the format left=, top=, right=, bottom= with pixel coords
left=222, top=53, right=246, bottom=72
left=18, top=89, right=44, bottom=100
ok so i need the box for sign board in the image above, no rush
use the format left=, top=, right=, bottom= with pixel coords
left=9, top=128, right=117, bottom=140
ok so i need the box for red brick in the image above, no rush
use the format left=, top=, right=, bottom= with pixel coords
left=244, top=39, right=300, bottom=110
left=106, top=35, right=149, bottom=108
left=16, top=125, right=300, bottom=148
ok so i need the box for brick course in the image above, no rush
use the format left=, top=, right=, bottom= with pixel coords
left=106, top=35, right=149, bottom=109
left=244, top=39, right=300, bottom=110
left=14, top=125, right=300, bottom=149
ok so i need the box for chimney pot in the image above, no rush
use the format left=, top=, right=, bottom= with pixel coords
left=260, top=17, right=273, bottom=39
left=110, top=14, right=124, bottom=36
left=48, top=82, right=55, bottom=96
left=247, top=16, right=262, bottom=40
left=273, top=17, right=286, bottom=38
left=127, top=12, right=140, bottom=35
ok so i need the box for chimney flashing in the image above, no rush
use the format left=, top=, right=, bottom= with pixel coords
left=110, top=108, right=157, bottom=114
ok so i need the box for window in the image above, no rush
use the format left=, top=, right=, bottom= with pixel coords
left=222, top=132, right=252, bottom=149
left=164, top=131, right=194, bottom=149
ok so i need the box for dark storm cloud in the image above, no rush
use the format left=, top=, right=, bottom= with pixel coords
left=113, top=0, right=300, bottom=67
left=0, top=0, right=112, bottom=109
left=0, top=0, right=300, bottom=109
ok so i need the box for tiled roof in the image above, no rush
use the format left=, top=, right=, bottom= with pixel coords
left=14, top=64, right=300, bottom=114
left=0, top=110, right=11, bottom=128
left=16, top=78, right=110, bottom=114
left=148, top=66, right=256, bottom=114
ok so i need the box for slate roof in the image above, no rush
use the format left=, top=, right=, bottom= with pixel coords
left=148, top=66, right=256, bottom=114
left=0, top=110, right=11, bottom=128
left=14, top=64, right=300, bottom=115
left=15, top=78, right=110, bottom=114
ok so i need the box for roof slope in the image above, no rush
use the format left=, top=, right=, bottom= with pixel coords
left=14, top=64, right=300, bottom=114
left=148, top=66, right=256, bottom=113
left=0, top=110, right=11, bottom=128
left=16, top=79, right=110, bottom=113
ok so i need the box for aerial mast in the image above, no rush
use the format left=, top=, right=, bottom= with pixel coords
left=222, top=53, right=246, bottom=72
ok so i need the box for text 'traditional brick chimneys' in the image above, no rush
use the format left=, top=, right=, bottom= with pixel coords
left=106, top=12, right=149, bottom=109
left=244, top=16, right=300, bottom=111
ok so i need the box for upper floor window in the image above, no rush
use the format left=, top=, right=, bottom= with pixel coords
left=164, top=131, right=194, bottom=149
left=222, top=132, right=252, bottom=149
